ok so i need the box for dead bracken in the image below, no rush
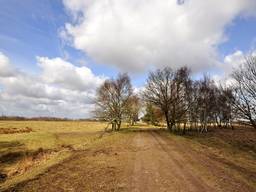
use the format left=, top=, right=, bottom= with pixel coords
left=0, top=127, right=33, bottom=134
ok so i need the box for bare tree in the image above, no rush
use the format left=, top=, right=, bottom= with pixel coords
left=231, top=55, right=256, bottom=129
left=94, top=61, right=255, bottom=133
left=126, top=95, right=141, bottom=126
left=172, top=67, right=193, bottom=133
left=197, top=76, right=216, bottom=132
left=143, top=67, right=193, bottom=132
left=143, top=66, right=238, bottom=133
left=189, top=80, right=201, bottom=130
left=219, top=86, right=235, bottom=128
left=95, top=73, right=133, bottom=131
left=143, top=67, right=175, bottom=131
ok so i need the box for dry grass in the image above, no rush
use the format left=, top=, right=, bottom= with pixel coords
left=0, top=120, right=108, bottom=190
left=1, top=121, right=255, bottom=191
left=166, top=126, right=256, bottom=189
left=7, top=128, right=256, bottom=192
left=9, top=131, right=136, bottom=192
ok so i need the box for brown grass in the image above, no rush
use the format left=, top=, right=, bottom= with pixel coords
left=0, top=127, right=33, bottom=134
left=1, top=121, right=256, bottom=191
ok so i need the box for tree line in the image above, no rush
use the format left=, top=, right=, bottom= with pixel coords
left=95, top=54, right=256, bottom=132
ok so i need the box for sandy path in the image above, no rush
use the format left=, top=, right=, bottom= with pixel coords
left=128, top=131, right=214, bottom=192
left=122, top=130, right=255, bottom=192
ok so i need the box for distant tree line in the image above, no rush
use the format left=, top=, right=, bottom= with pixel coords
left=0, top=116, right=71, bottom=121
left=95, top=54, right=256, bottom=132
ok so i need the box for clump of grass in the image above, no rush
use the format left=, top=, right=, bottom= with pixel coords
left=0, top=127, right=33, bottom=134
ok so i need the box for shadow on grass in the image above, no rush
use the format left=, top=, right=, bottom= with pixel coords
left=0, top=142, right=26, bottom=182
left=0, top=152, right=25, bottom=164
left=0, top=141, right=24, bottom=149
left=0, top=141, right=48, bottom=166
left=117, top=127, right=167, bottom=134
left=0, top=141, right=26, bottom=164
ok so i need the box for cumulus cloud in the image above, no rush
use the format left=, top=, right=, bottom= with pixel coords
left=222, top=50, right=245, bottom=74
left=0, top=52, right=16, bottom=77
left=0, top=52, right=105, bottom=118
left=222, top=50, right=256, bottom=73
left=62, top=0, right=256, bottom=73
left=213, top=49, right=256, bottom=86
left=37, top=57, right=104, bottom=91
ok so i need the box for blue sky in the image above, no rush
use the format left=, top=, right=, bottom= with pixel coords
left=0, top=0, right=118, bottom=76
left=0, top=0, right=255, bottom=83
left=0, top=0, right=255, bottom=118
left=0, top=0, right=68, bottom=71
left=219, top=17, right=256, bottom=56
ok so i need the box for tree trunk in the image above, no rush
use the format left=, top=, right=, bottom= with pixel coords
left=117, top=121, right=121, bottom=131
left=131, top=119, right=134, bottom=126
left=182, top=122, right=186, bottom=134
left=112, top=123, right=116, bottom=131
left=165, top=111, right=171, bottom=131
left=171, top=121, right=176, bottom=132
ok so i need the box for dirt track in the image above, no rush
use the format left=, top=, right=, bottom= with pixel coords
left=10, top=130, right=256, bottom=192
left=129, top=131, right=212, bottom=191
left=126, top=131, right=255, bottom=192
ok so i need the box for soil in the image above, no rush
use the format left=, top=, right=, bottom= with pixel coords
left=5, top=129, right=256, bottom=192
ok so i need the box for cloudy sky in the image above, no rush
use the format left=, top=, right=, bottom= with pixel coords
left=0, top=0, right=256, bottom=118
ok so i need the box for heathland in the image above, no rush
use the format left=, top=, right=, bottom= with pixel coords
left=0, top=121, right=255, bottom=191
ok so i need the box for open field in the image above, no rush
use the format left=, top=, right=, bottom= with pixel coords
left=0, top=121, right=109, bottom=190
left=0, top=121, right=256, bottom=191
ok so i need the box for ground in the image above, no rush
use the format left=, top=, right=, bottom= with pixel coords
left=0, top=121, right=256, bottom=191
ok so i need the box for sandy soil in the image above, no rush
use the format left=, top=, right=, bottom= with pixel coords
left=7, top=129, right=256, bottom=192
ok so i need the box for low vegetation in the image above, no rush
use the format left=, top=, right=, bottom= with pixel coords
left=0, top=121, right=108, bottom=190
left=0, top=121, right=255, bottom=191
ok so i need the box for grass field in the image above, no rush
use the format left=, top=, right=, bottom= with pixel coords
left=0, top=121, right=255, bottom=191
left=0, top=121, right=111, bottom=190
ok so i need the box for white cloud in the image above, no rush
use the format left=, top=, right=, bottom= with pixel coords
left=62, top=0, right=256, bottom=73
left=213, top=49, right=256, bottom=86
left=222, top=50, right=244, bottom=74
left=222, top=49, right=256, bottom=74
left=0, top=52, right=16, bottom=77
left=0, top=52, right=105, bottom=118
left=37, top=56, right=104, bottom=91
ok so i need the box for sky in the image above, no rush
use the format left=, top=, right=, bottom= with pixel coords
left=0, top=0, right=256, bottom=118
